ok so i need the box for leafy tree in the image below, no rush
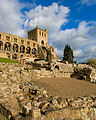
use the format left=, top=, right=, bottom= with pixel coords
left=88, top=57, right=96, bottom=65
left=63, top=44, right=74, bottom=63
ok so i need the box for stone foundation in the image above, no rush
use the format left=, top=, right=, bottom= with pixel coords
left=0, top=63, right=95, bottom=119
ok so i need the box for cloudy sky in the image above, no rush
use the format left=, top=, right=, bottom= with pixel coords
left=0, top=0, right=96, bottom=62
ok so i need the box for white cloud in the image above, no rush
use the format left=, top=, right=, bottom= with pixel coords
left=25, top=2, right=70, bottom=59
left=25, top=3, right=96, bottom=62
left=54, top=48, right=63, bottom=58
left=0, top=0, right=26, bottom=37
left=74, top=49, right=83, bottom=57
left=52, top=21, right=96, bottom=61
left=81, top=0, right=96, bottom=5
left=25, top=3, right=70, bottom=38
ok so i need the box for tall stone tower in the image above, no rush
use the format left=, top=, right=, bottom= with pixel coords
left=28, top=26, right=48, bottom=47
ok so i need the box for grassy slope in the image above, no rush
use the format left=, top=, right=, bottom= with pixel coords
left=0, top=57, right=17, bottom=63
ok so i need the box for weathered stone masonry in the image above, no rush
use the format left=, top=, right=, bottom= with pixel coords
left=0, top=63, right=96, bottom=120
left=0, top=26, right=57, bottom=61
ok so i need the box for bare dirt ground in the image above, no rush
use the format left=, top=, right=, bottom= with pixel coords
left=31, top=77, right=96, bottom=98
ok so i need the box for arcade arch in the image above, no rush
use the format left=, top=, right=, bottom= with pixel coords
left=0, top=41, right=3, bottom=50
left=13, top=44, right=18, bottom=52
left=20, top=45, right=25, bottom=53
left=26, top=46, right=31, bottom=54
left=12, top=54, right=17, bottom=59
left=5, top=42, right=11, bottom=51
left=32, top=48, right=36, bottom=54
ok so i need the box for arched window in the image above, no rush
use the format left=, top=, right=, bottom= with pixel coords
left=20, top=54, right=23, bottom=58
left=39, top=31, right=41, bottom=36
left=42, top=32, right=43, bottom=37
left=13, top=44, right=18, bottom=52
left=0, top=41, right=3, bottom=50
left=4, top=42, right=11, bottom=51
left=20, top=45, right=25, bottom=53
left=26, top=46, right=31, bottom=54
left=32, top=48, right=36, bottom=54
left=41, top=40, right=44, bottom=45
left=54, top=65, right=59, bottom=70
left=12, top=54, right=17, bottom=59
left=42, top=46, right=48, bottom=59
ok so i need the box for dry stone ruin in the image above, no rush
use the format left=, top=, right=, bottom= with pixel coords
left=25, top=60, right=96, bottom=83
left=0, top=62, right=95, bottom=119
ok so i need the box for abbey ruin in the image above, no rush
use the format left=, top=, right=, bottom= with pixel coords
left=0, top=26, right=57, bottom=61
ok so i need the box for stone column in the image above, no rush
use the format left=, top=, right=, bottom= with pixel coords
left=3, top=42, right=5, bottom=51
left=10, top=54, right=12, bottom=59
left=10, top=44, right=12, bottom=52
left=18, top=46, right=20, bottom=53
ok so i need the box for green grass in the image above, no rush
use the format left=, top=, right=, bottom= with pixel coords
left=0, top=57, right=18, bottom=63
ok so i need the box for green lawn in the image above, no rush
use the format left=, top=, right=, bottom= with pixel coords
left=0, top=57, right=18, bottom=63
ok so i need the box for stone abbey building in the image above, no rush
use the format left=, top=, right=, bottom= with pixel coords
left=0, top=26, right=57, bottom=61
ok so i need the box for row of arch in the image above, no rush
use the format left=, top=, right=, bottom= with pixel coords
left=6, top=53, right=25, bottom=59
left=0, top=41, right=36, bottom=55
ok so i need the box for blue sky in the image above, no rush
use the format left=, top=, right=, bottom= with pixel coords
left=0, top=0, right=96, bottom=62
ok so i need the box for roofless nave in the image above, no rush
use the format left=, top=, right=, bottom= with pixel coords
left=0, top=26, right=57, bottom=61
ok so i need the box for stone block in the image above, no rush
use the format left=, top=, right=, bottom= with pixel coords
left=32, top=108, right=41, bottom=120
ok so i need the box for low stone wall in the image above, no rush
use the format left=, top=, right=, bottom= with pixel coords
left=29, top=61, right=74, bottom=78
left=0, top=62, right=96, bottom=82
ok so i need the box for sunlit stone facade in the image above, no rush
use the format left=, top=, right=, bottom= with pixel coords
left=0, top=26, right=57, bottom=61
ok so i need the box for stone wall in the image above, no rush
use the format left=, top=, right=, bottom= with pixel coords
left=0, top=26, right=57, bottom=61
left=72, top=64, right=96, bottom=83
left=0, top=63, right=95, bottom=119
left=28, top=60, right=74, bottom=78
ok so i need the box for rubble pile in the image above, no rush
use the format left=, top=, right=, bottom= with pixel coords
left=72, top=64, right=96, bottom=83
left=16, top=82, right=96, bottom=120
left=0, top=63, right=95, bottom=119
left=72, top=67, right=92, bottom=80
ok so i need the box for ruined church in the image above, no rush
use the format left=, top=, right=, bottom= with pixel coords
left=0, top=26, right=57, bottom=61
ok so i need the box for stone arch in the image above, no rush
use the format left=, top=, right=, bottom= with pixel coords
left=20, top=45, right=25, bottom=53
left=42, top=46, right=48, bottom=59
left=54, top=65, right=59, bottom=70
left=0, top=41, right=3, bottom=50
left=32, top=48, right=36, bottom=54
left=6, top=53, right=10, bottom=59
left=4, top=42, right=11, bottom=51
left=13, top=44, right=18, bottom=52
left=20, top=54, right=23, bottom=58
left=12, top=54, right=17, bottom=59
left=41, top=40, right=44, bottom=45
left=42, top=46, right=48, bottom=51
left=26, top=46, right=31, bottom=54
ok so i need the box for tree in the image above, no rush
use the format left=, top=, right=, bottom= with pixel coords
left=88, top=57, right=96, bottom=65
left=63, top=44, right=74, bottom=63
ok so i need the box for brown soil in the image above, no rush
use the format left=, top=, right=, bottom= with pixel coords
left=31, top=77, right=96, bottom=98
